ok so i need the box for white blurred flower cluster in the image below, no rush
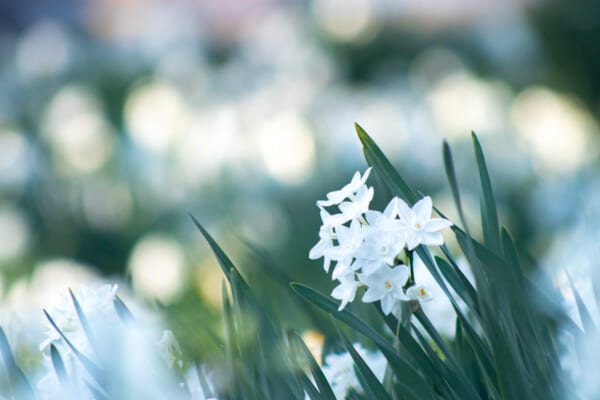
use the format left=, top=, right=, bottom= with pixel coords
left=309, top=168, right=452, bottom=314
left=321, top=343, right=386, bottom=399
left=33, top=284, right=214, bottom=400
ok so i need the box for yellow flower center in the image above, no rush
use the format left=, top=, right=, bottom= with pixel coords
left=384, top=281, right=392, bottom=290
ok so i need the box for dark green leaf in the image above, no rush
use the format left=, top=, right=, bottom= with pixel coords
left=189, top=212, right=244, bottom=284
left=355, top=122, right=418, bottom=205
left=472, top=132, right=500, bottom=254
left=294, top=333, right=336, bottom=400
left=291, top=283, right=438, bottom=399
left=333, top=320, right=392, bottom=400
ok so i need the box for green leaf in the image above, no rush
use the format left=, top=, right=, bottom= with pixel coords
left=294, top=333, right=336, bottom=400
left=221, top=280, right=245, bottom=399
left=472, top=132, right=500, bottom=254
left=189, top=212, right=244, bottom=284
left=300, top=373, right=321, bottom=400
left=291, top=283, right=438, bottom=399
left=434, top=255, right=478, bottom=314
left=333, top=320, right=392, bottom=400
left=413, top=309, right=481, bottom=400
left=355, top=122, right=418, bottom=205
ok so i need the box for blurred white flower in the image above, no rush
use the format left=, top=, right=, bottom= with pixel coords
left=40, top=284, right=119, bottom=355
left=321, top=343, right=386, bottom=399
left=156, top=330, right=182, bottom=369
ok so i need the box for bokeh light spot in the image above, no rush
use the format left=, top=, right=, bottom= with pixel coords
left=128, top=234, right=186, bottom=303
left=257, top=114, right=316, bottom=185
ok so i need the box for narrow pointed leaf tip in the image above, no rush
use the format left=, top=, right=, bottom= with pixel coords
left=354, top=122, right=418, bottom=205
left=188, top=211, right=244, bottom=284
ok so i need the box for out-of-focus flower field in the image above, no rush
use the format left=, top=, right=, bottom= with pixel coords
left=1, top=0, right=600, bottom=366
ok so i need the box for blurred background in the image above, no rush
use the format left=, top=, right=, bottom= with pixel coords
left=1, top=0, right=600, bottom=359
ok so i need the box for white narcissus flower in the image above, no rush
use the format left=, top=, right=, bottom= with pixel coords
left=359, top=265, right=410, bottom=315
left=354, top=231, right=405, bottom=275
left=364, top=197, right=402, bottom=232
left=397, top=196, right=453, bottom=250
left=324, top=219, right=363, bottom=271
left=317, top=167, right=372, bottom=207
left=318, top=207, right=348, bottom=229
left=309, top=224, right=336, bottom=273
left=40, top=284, right=119, bottom=354
left=331, top=271, right=360, bottom=311
left=406, top=284, right=433, bottom=302
left=336, top=185, right=374, bottom=225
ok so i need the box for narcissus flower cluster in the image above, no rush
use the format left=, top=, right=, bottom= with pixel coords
left=309, top=168, right=452, bottom=314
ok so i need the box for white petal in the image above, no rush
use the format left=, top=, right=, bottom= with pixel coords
left=332, top=263, right=351, bottom=280
left=323, top=257, right=332, bottom=272
left=383, top=197, right=399, bottom=218
left=362, top=287, right=385, bottom=303
left=331, top=281, right=355, bottom=300
left=362, top=260, right=385, bottom=276
left=420, top=231, right=444, bottom=246
left=349, top=170, right=362, bottom=187
left=395, top=199, right=413, bottom=222
left=309, top=239, right=329, bottom=259
left=412, top=196, right=432, bottom=221
left=321, top=211, right=347, bottom=227
left=364, top=210, right=382, bottom=226
left=380, top=295, right=395, bottom=315
left=392, top=266, right=410, bottom=286
left=424, top=218, right=453, bottom=232
left=360, top=167, right=372, bottom=184
left=317, top=199, right=335, bottom=207
left=405, top=231, right=421, bottom=251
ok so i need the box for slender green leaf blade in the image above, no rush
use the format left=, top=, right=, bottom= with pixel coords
left=355, top=122, right=418, bottom=205
left=291, top=283, right=438, bottom=399
left=472, top=132, right=500, bottom=254
left=333, top=320, right=392, bottom=400
left=189, top=212, right=244, bottom=283
left=294, top=333, right=336, bottom=400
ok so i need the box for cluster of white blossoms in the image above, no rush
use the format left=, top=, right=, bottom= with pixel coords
left=35, top=284, right=210, bottom=400
left=309, top=168, right=453, bottom=315
left=321, top=343, right=386, bottom=399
